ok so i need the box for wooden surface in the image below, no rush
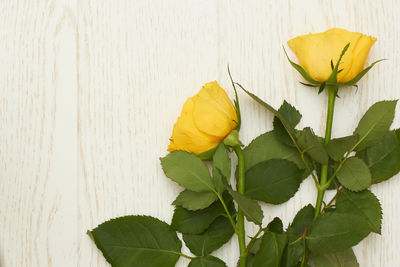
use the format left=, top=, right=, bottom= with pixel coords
left=1, top=0, right=399, bottom=266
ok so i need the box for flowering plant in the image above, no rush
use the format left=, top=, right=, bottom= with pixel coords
left=88, top=29, right=399, bottom=267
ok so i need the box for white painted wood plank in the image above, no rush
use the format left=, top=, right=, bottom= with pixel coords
left=0, top=0, right=78, bottom=266
left=77, top=1, right=219, bottom=266
left=0, top=0, right=398, bottom=266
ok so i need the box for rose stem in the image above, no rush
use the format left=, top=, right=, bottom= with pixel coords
left=234, top=145, right=247, bottom=267
left=314, top=85, right=337, bottom=218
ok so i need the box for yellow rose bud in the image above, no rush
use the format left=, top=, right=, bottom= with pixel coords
left=168, top=81, right=238, bottom=155
left=287, top=28, right=376, bottom=83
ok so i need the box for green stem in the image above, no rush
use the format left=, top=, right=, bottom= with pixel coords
left=216, top=192, right=239, bottom=234
left=244, top=226, right=264, bottom=256
left=234, top=145, right=247, bottom=267
left=301, top=255, right=307, bottom=267
left=179, top=252, right=195, bottom=260
left=314, top=85, right=337, bottom=218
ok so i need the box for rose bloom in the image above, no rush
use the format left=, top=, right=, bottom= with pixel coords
left=288, top=28, right=376, bottom=83
left=168, top=81, right=238, bottom=155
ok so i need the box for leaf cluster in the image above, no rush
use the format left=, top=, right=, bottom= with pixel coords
left=239, top=87, right=399, bottom=266
left=87, top=77, right=398, bottom=267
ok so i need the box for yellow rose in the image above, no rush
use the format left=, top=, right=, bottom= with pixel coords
left=168, top=81, right=238, bottom=155
left=287, top=28, right=376, bottom=83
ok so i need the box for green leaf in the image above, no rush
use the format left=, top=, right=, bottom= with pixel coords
left=354, top=100, right=397, bottom=151
left=313, top=248, right=359, bottom=267
left=283, top=46, right=321, bottom=85
left=212, top=144, right=231, bottom=194
left=172, top=190, right=217, bottom=211
left=336, top=189, right=382, bottom=234
left=281, top=238, right=304, bottom=267
left=197, top=146, right=218, bottom=161
left=237, top=84, right=297, bottom=137
left=238, top=87, right=313, bottom=177
left=281, top=205, right=314, bottom=267
left=362, top=129, right=400, bottom=184
left=246, top=238, right=263, bottom=267
left=307, top=212, right=371, bottom=254
left=340, top=59, right=386, bottom=86
left=245, top=159, right=303, bottom=204
left=336, top=157, right=371, bottom=191
left=281, top=241, right=304, bottom=267
left=183, top=216, right=235, bottom=256
left=89, top=216, right=182, bottom=267
left=171, top=194, right=232, bottom=234
left=252, top=231, right=288, bottom=267
left=243, top=132, right=306, bottom=172
left=266, top=217, right=283, bottom=233
left=276, top=101, right=302, bottom=128
left=273, top=101, right=302, bottom=147
left=297, top=127, right=329, bottom=164
left=327, top=135, right=359, bottom=161
left=226, top=187, right=263, bottom=225
left=291, top=204, right=315, bottom=236
left=161, top=151, right=215, bottom=192
left=189, top=255, right=227, bottom=267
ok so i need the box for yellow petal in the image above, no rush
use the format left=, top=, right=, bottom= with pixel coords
left=193, top=81, right=238, bottom=137
left=168, top=98, right=221, bottom=154
left=288, top=28, right=376, bottom=83
left=339, top=34, right=376, bottom=82
left=167, top=81, right=238, bottom=154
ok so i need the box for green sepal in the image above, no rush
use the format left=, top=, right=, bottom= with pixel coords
left=300, top=82, right=319, bottom=87
left=340, top=59, right=386, bottom=87
left=327, top=43, right=350, bottom=83
left=318, top=82, right=326, bottom=94
left=283, top=46, right=321, bottom=85
left=223, top=129, right=243, bottom=147
left=228, top=65, right=241, bottom=131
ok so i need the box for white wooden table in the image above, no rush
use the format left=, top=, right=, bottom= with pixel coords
left=1, top=0, right=399, bottom=266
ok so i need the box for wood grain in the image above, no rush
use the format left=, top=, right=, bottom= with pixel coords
left=0, top=0, right=78, bottom=266
left=1, top=0, right=399, bottom=266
